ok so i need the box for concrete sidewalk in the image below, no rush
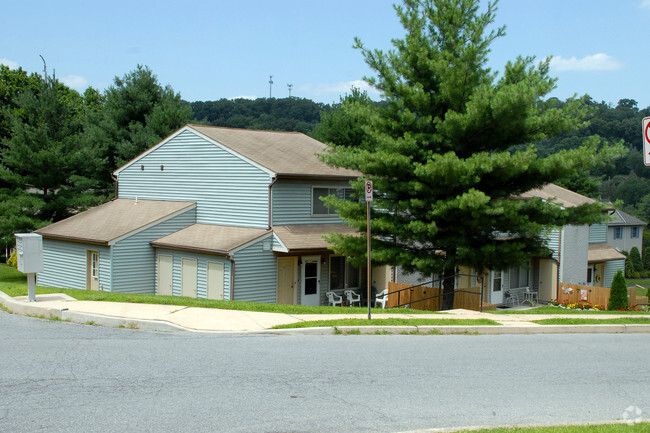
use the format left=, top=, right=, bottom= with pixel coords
left=1, top=291, right=649, bottom=334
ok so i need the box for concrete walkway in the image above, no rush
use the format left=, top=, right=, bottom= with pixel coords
left=1, top=291, right=649, bottom=334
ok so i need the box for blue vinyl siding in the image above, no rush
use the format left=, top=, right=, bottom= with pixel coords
left=38, top=239, right=111, bottom=291
left=117, top=129, right=271, bottom=228
left=542, top=228, right=560, bottom=260
left=110, top=208, right=196, bottom=294
left=156, top=250, right=231, bottom=299
left=589, top=223, right=607, bottom=243
left=271, top=180, right=353, bottom=225
left=604, top=259, right=625, bottom=288
left=231, top=237, right=276, bottom=302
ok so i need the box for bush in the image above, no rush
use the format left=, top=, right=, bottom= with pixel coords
left=608, top=270, right=628, bottom=311
left=629, top=247, right=642, bottom=274
left=644, top=247, right=650, bottom=271
left=625, top=258, right=639, bottom=278
left=6, top=251, right=17, bottom=268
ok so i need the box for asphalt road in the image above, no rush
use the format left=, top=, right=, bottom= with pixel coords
left=1, top=310, right=648, bottom=433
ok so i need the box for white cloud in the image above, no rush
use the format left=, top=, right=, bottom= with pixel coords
left=550, top=53, right=624, bottom=72
left=60, top=75, right=89, bottom=91
left=640, top=0, right=650, bottom=9
left=0, top=58, right=19, bottom=69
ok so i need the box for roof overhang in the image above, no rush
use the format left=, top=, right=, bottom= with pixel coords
left=588, top=243, right=626, bottom=263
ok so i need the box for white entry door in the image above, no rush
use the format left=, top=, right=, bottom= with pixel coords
left=158, top=254, right=173, bottom=296
left=207, top=261, right=224, bottom=300
left=181, top=258, right=197, bottom=298
left=491, top=271, right=503, bottom=304
left=301, top=255, right=321, bottom=306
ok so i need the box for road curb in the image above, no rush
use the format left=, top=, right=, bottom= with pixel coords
left=3, top=290, right=650, bottom=334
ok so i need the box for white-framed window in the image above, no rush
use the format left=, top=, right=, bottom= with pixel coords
left=614, top=227, right=622, bottom=239
left=631, top=227, right=640, bottom=238
left=312, top=187, right=355, bottom=216
left=329, top=256, right=366, bottom=290
left=91, top=251, right=99, bottom=279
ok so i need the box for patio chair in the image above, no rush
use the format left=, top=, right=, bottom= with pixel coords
left=326, top=291, right=343, bottom=307
left=375, top=289, right=388, bottom=309
left=344, top=290, right=361, bottom=307
left=503, top=290, right=520, bottom=307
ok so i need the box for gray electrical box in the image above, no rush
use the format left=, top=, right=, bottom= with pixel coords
left=16, top=233, right=43, bottom=274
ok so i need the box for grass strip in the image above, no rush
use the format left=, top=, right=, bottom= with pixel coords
left=455, top=423, right=649, bottom=432
left=0, top=264, right=431, bottom=315
left=486, top=306, right=650, bottom=315
left=533, top=317, right=650, bottom=325
left=272, top=318, right=500, bottom=329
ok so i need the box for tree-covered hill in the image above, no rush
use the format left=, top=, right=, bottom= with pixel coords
left=189, top=97, right=327, bottom=134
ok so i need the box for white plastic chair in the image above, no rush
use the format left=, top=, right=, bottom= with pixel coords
left=326, top=291, right=343, bottom=307
left=375, top=289, right=388, bottom=309
left=504, top=290, right=520, bottom=307
left=344, top=290, right=361, bottom=307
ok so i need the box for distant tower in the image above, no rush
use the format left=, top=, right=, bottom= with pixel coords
left=287, top=83, right=293, bottom=98
left=269, top=75, right=273, bottom=98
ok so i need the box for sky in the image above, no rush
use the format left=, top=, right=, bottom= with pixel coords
left=2, top=0, right=650, bottom=108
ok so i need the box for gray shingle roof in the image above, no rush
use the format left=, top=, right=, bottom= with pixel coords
left=36, top=199, right=196, bottom=245
left=519, top=184, right=605, bottom=209
left=188, top=125, right=361, bottom=179
left=273, top=224, right=359, bottom=252
left=151, top=224, right=271, bottom=255
left=609, top=209, right=648, bottom=227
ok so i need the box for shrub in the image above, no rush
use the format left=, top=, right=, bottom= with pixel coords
left=625, top=257, right=639, bottom=278
left=644, top=247, right=650, bottom=271
left=608, top=270, right=628, bottom=311
left=6, top=251, right=17, bottom=268
left=629, top=247, right=642, bottom=274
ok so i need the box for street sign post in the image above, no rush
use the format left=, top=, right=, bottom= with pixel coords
left=643, top=117, right=650, bottom=165
left=365, top=181, right=373, bottom=320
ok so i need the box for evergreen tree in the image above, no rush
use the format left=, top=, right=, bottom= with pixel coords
left=628, top=246, right=642, bottom=275
left=643, top=247, right=650, bottom=271
left=0, top=72, right=105, bottom=242
left=312, top=88, right=375, bottom=149
left=321, top=0, right=614, bottom=309
left=86, top=65, right=191, bottom=192
left=607, top=269, right=628, bottom=311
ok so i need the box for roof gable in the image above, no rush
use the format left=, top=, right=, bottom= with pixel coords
left=114, top=125, right=361, bottom=180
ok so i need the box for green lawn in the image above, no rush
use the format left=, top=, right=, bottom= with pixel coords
left=0, top=264, right=430, bottom=315
left=533, top=317, right=650, bottom=325
left=455, top=424, right=649, bottom=433
left=272, top=318, right=500, bottom=329
left=486, top=306, right=650, bottom=315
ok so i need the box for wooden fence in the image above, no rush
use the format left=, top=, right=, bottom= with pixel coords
left=387, top=282, right=482, bottom=311
left=557, top=282, right=649, bottom=308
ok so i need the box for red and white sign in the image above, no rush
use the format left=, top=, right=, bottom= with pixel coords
left=644, top=117, right=650, bottom=166
left=365, top=180, right=373, bottom=202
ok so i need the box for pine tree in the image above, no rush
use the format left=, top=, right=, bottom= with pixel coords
left=607, top=270, right=628, bottom=311
left=321, top=0, right=616, bottom=309
left=0, top=71, right=104, bottom=242
left=628, top=247, right=642, bottom=276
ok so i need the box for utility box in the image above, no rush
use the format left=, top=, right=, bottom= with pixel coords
left=16, top=233, right=44, bottom=274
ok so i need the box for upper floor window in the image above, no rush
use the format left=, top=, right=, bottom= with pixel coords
left=312, top=187, right=355, bottom=216
left=631, top=227, right=640, bottom=238
left=613, top=227, right=622, bottom=239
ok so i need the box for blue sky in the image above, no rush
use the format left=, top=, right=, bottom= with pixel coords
left=2, top=0, right=650, bottom=108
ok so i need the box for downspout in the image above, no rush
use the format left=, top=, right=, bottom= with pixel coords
left=267, top=176, right=278, bottom=230
left=227, top=255, right=236, bottom=301
left=556, top=228, right=563, bottom=299
left=110, top=173, right=119, bottom=199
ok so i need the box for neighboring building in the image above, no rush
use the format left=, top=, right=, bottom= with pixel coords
left=394, top=184, right=627, bottom=306
left=607, top=209, right=647, bottom=256
left=37, top=125, right=383, bottom=306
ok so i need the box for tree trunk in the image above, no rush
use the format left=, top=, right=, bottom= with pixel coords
left=441, top=265, right=456, bottom=310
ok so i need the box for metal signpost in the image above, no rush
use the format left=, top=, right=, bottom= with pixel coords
left=365, top=180, right=373, bottom=320
left=644, top=117, right=650, bottom=166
